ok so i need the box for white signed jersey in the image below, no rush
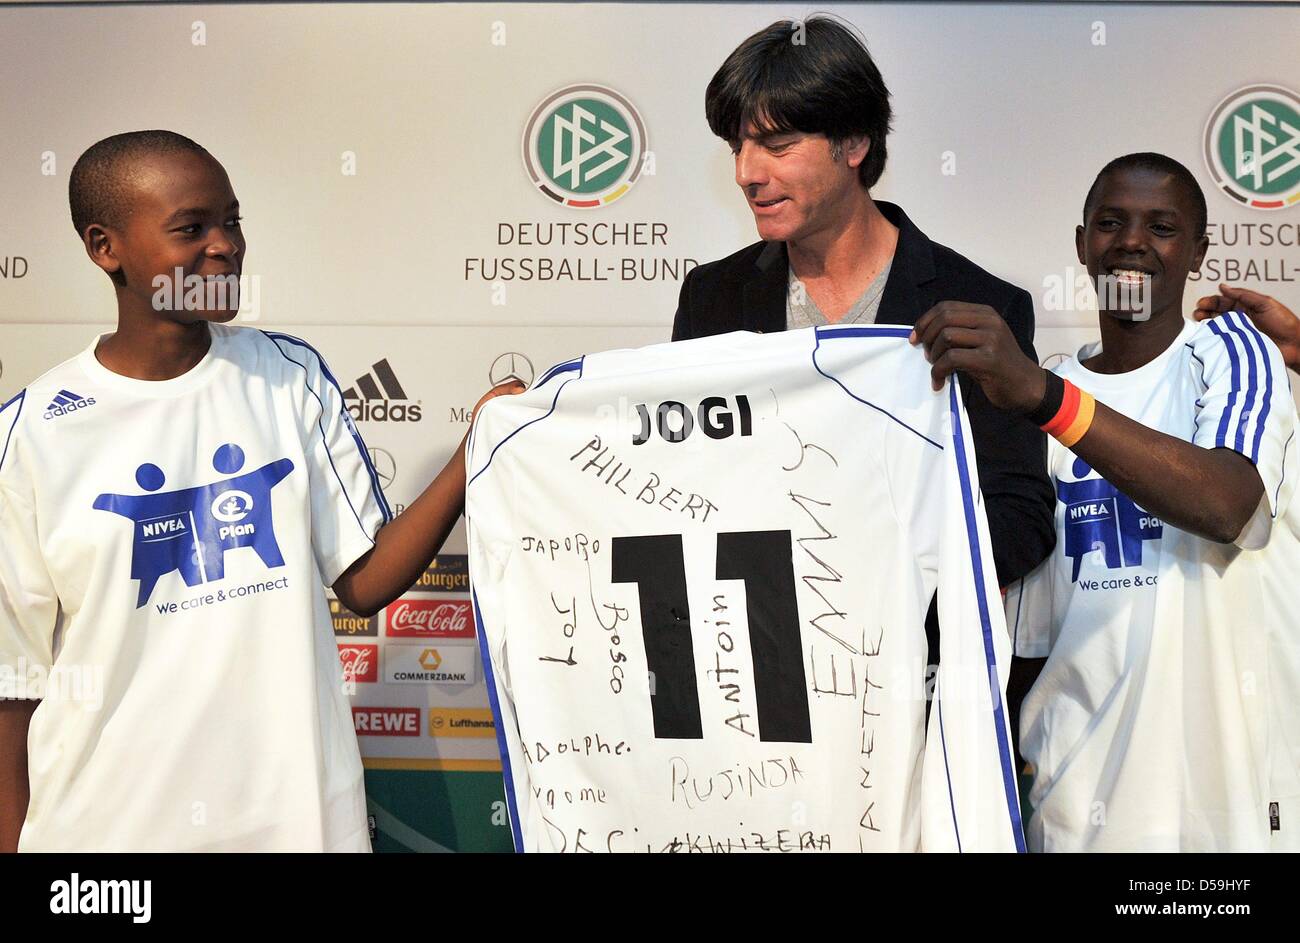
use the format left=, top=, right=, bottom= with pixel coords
left=0, top=324, right=389, bottom=851
left=467, top=327, right=1023, bottom=853
left=1007, top=314, right=1300, bottom=852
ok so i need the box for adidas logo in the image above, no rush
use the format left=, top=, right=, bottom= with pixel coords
left=343, top=358, right=422, bottom=422
left=44, top=389, right=97, bottom=420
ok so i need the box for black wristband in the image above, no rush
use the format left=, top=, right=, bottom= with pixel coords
left=1024, top=369, right=1065, bottom=427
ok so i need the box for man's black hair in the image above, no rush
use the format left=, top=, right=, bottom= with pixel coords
left=705, top=14, right=893, bottom=189
left=1082, top=152, right=1208, bottom=237
left=69, top=130, right=210, bottom=237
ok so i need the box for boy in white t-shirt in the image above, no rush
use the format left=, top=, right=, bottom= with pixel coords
left=910, top=152, right=1299, bottom=851
left=0, top=131, right=518, bottom=851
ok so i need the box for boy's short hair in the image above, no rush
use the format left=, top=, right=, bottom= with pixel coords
left=704, top=14, right=893, bottom=190
left=1082, top=152, right=1208, bottom=238
left=68, top=130, right=210, bottom=237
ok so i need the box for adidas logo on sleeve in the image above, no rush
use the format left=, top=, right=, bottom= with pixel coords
left=43, top=389, right=97, bottom=420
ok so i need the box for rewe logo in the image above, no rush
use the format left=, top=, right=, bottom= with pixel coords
left=343, top=358, right=422, bottom=422
left=43, top=389, right=96, bottom=420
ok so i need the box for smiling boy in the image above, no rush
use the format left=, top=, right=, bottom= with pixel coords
left=0, top=131, right=517, bottom=851
left=912, top=152, right=1300, bottom=851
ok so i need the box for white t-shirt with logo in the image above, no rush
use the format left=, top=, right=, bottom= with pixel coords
left=1007, top=313, right=1300, bottom=852
left=0, top=324, right=391, bottom=851
left=467, top=326, right=1024, bottom=853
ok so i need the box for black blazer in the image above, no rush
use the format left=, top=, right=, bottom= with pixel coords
left=672, top=201, right=1056, bottom=586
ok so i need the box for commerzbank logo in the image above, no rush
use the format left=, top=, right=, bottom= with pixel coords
left=1204, top=85, right=1300, bottom=210
left=522, top=84, right=648, bottom=208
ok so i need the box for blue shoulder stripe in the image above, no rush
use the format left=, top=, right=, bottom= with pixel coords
left=535, top=358, right=582, bottom=390
left=468, top=357, right=584, bottom=488
left=264, top=331, right=392, bottom=523
left=1230, top=313, right=1276, bottom=465
left=815, top=325, right=915, bottom=341
left=0, top=390, right=26, bottom=473
left=1207, top=320, right=1243, bottom=450
left=810, top=329, right=944, bottom=450
left=1222, top=316, right=1260, bottom=456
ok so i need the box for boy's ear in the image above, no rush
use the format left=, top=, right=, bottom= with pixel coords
left=84, top=224, right=123, bottom=278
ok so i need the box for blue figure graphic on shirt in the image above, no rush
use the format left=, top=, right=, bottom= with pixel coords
left=94, top=443, right=294, bottom=606
left=1057, top=457, right=1163, bottom=582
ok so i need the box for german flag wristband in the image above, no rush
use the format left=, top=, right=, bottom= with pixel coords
left=1036, top=374, right=1096, bottom=447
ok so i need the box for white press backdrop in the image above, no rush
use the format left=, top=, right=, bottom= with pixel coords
left=1, top=1, right=1298, bottom=769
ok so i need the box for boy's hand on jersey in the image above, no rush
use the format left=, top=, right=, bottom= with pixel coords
left=910, top=301, right=1046, bottom=414
left=472, top=380, right=526, bottom=417
left=1193, top=284, right=1300, bottom=372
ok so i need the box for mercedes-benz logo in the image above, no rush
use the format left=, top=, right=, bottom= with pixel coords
left=368, top=447, right=396, bottom=488
left=489, top=352, right=535, bottom=388
left=1040, top=353, right=1070, bottom=370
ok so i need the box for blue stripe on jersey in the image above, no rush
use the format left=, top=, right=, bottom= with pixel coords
left=1233, top=313, right=1276, bottom=465
left=473, top=587, right=525, bottom=853
left=263, top=331, right=393, bottom=523
left=1207, top=320, right=1243, bottom=451
left=1277, top=430, right=1295, bottom=514
left=810, top=331, right=944, bottom=450
left=815, top=325, right=914, bottom=341
left=0, top=390, right=25, bottom=472
left=1222, top=317, right=1260, bottom=456
left=58, top=389, right=80, bottom=403
left=264, top=336, right=385, bottom=544
left=936, top=699, right=962, bottom=852
left=265, top=331, right=393, bottom=521
left=535, top=359, right=582, bottom=390
left=467, top=359, right=585, bottom=488
left=949, top=380, right=1027, bottom=852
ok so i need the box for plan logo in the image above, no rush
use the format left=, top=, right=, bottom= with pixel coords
left=93, top=443, right=293, bottom=607
left=343, top=358, right=422, bottom=422
left=1057, top=457, right=1163, bottom=582
left=522, top=84, right=648, bottom=208
left=44, top=389, right=96, bottom=420
left=1204, top=85, right=1300, bottom=210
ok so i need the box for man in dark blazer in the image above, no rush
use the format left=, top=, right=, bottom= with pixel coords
left=673, top=16, right=1055, bottom=594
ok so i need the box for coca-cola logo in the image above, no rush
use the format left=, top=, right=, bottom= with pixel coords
left=338, top=643, right=378, bottom=683
left=385, top=598, right=475, bottom=638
